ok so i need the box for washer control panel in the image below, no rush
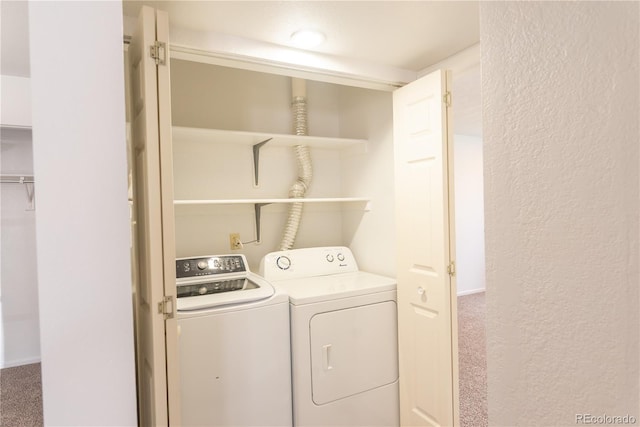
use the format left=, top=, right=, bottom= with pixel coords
left=176, top=255, right=247, bottom=279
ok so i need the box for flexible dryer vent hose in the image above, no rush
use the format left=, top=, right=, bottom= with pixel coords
left=279, top=79, right=312, bottom=251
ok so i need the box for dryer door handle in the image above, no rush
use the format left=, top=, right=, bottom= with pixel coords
left=322, top=344, right=333, bottom=371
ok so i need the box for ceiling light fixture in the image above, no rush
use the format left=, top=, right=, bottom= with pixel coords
left=290, top=29, right=325, bottom=48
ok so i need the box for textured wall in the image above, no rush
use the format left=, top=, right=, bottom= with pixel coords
left=481, top=2, right=639, bottom=425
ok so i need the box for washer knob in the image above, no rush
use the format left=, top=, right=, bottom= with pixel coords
left=198, top=286, right=208, bottom=295
left=197, top=260, right=208, bottom=270
left=276, top=256, right=291, bottom=270
left=337, top=253, right=345, bottom=262
left=326, top=254, right=335, bottom=262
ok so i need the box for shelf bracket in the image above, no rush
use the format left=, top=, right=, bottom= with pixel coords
left=254, top=203, right=271, bottom=243
left=252, top=138, right=272, bottom=187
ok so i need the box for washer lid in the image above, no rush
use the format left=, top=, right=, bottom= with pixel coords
left=271, top=271, right=396, bottom=305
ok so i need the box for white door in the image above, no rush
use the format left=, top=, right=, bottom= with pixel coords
left=393, top=70, right=458, bottom=427
left=129, top=6, right=179, bottom=426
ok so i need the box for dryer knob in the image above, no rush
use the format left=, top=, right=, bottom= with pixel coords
left=197, top=260, right=208, bottom=270
left=276, top=256, right=291, bottom=270
left=198, top=286, right=208, bottom=295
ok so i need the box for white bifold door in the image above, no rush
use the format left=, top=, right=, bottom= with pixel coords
left=393, top=70, right=459, bottom=427
left=129, top=6, right=179, bottom=427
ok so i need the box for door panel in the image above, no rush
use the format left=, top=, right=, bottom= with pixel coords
left=129, top=6, right=173, bottom=427
left=393, top=70, right=457, bottom=427
left=155, top=9, right=180, bottom=426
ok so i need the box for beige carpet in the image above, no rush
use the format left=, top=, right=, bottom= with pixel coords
left=0, top=363, right=43, bottom=427
left=0, top=297, right=485, bottom=427
left=458, top=292, right=488, bottom=427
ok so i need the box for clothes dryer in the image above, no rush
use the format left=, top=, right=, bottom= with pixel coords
left=260, top=247, right=399, bottom=427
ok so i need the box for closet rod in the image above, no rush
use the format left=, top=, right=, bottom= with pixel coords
left=0, top=174, right=35, bottom=184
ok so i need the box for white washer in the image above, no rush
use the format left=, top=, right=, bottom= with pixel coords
left=176, top=254, right=292, bottom=427
left=260, top=247, right=399, bottom=427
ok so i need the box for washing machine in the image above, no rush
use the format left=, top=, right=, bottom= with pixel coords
left=260, top=246, right=399, bottom=427
left=176, top=254, right=292, bottom=427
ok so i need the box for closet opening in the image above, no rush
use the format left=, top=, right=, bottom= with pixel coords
left=451, top=62, right=486, bottom=427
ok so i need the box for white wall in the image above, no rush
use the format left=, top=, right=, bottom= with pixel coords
left=28, top=2, right=137, bottom=426
left=0, top=4, right=38, bottom=369
left=454, top=134, right=485, bottom=295
left=0, top=129, right=40, bottom=368
left=171, top=61, right=340, bottom=268
left=338, top=86, right=396, bottom=278
left=1, top=75, right=31, bottom=127
left=170, top=60, right=395, bottom=273
left=482, top=2, right=639, bottom=425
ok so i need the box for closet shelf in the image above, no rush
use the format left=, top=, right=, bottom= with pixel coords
left=174, top=197, right=371, bottom=245
left=172, top=126, right=367, bottom=149
left=0, top=126, right=32, bottom=144
left=174, top=197, right=369, bottom=205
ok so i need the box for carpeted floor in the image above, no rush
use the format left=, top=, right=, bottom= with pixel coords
left=458, top=292, right=488, bottom=427
left=0, top=297, right=485, bottom=427
left=0, top=363, right=43, bottom=427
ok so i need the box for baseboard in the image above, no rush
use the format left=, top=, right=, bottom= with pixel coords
left=457, top=288, right=485, bottom=297
left=0, top=357, right=41, bottom=369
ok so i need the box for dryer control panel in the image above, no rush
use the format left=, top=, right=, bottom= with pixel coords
left=176, top=255, right=247, bottom=279
left=260, top=247, right=358, bottom=281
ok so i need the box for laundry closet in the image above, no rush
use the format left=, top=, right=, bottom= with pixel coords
left=127, top=6, right=458, bottom=427
left=168, top=48, right=401, bottom=427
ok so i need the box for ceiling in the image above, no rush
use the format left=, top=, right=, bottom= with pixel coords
left=122, top=1, right=482, bottom=136
left=1, top=1, right=481, bottom=136
left=121, top=1, right=480, bottom=72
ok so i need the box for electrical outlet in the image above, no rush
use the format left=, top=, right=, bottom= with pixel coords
left=229, top=233, right=242, bottom=250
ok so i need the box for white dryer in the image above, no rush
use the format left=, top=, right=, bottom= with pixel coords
left=176, top=254, right=292, bottom=427
left=260, top=247, right=399, bottom=427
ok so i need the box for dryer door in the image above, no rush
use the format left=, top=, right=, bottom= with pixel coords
left=310, top=301, right=398, bottom=405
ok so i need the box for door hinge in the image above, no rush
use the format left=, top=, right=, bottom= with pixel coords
left=150, top=41, right=166, bottom=66
left=443, top=91, right=452, bottom=108
left=158, top=296, right=174, bottom=319
left=447, top=260, right=456, bottom=277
